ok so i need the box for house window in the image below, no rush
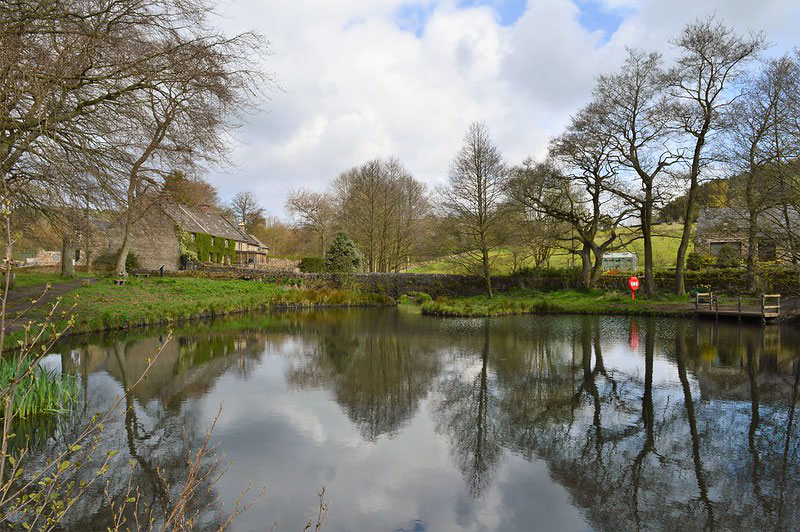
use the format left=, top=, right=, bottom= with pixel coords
left=710, top=241, right=741, bottom=256
left=210, top=236, right=215, bottom=246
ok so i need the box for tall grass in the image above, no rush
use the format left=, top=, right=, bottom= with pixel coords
left=0, top=358, right=78, bottom=418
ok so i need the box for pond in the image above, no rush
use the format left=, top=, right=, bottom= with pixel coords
left=43, top=308, right=800, bottom=531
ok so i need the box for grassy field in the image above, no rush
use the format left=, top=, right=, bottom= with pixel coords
left=12, top=271, right=91, bottom=289
left=10, top=276, right=391, bottom=347
left=408, top=223, right=692, bottom=275
left=421, top=289, right=693, bottom=318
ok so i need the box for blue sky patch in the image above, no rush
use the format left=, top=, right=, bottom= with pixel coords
left=574, top=0, right=627, bottom=42
left=395, top=2, right=437, bottom=37
left=458, top=0, right=527, bottom=26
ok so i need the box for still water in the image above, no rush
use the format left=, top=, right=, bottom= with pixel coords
left=45, top=308, right=799, bottom=531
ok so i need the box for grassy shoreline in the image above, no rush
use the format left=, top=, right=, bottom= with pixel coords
left=9, top=276, right=392, bottom=348
left=421, top=289, right=694, bottom=318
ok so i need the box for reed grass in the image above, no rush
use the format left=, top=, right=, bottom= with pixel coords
left=0, top=358, right=79, bottom=418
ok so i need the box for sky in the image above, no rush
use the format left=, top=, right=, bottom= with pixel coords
left=209, top=0, right=800, bottom=218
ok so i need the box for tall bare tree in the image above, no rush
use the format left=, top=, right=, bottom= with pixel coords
left=228, top=191, right=265, bottom=228
left=333, top=157, right=429, bottom=272
left=729, top=56, right=799, bottom=288
left=286, top=189, right=336, bottom=256
left=439, top=123, right=506, bottom=297
left=510, top=106, right=633, bottom=289
left=667, top=17, right=765, bottom=294
left=595, top=49, right=682, bottom=296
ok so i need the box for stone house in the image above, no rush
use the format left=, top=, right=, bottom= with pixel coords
left=694, top=207, right=798, bottom=261
left=90, top=203, right=268, bottom=271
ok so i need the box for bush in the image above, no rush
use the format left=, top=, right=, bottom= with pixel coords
left=716, top=245, right=741, bottom=269
left=398, top=291, right=433, bottom=305
left=298, top=257, right=326, bottom=273
left=686, top=251, right=715, bottom=271
left=324, top=232, right=363, bottom=273
left=92, top=250, right=140, bottom=271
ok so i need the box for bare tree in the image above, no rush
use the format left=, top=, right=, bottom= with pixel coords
left=109, top=20, right=268, bottom=275
left=667, top=17, right=765, bottom=294
left=228, top=191, right=265, bottom=228
left=439, top=123, right=506, bottom=297
left=595, top=49, right=682, bottom=296
left=286, top=189, right=336, bottom=256
left=729, top=56, right=799, bottom=288
left=333, top=157, right=429, bottom=272
left=510, top=106, right=633, bottom=289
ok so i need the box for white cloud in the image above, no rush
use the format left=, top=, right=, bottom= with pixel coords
left=208, top=0, right=800, bottom=217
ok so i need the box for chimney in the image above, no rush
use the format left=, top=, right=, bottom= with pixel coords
left=198, top=204, right=210, bottom=213
left=238, top=221, right=246, bottom=232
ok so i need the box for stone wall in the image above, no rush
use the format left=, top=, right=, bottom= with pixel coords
left=138, top=263, right=800, bottom=297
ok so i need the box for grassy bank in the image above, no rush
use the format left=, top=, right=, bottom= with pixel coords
left=12, top=271, right=91, bottom=289
left=421, top=289, right=693, bottom=317
left=13, top=276, right=391, bottom=345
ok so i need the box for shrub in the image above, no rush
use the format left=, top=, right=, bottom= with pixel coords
left=686, top=251, right=711, bottom=271
left=398, top=291, right=433, bottom=305
left=92, top=249, right=141, bottom=271
left=716, top=244, right=741, bottom=269
left=298, top=257, right=326, bottom=273
left=324, top=232, right=363, bottom=273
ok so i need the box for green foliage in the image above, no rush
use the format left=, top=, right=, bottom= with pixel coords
left=716, top=244, right=741, bottom=269
left=92, top=249, right=141, bottom=270
left=178, top=227, right=236, bottom=265
left=176, top=225, right=198, bottom=262
left=421, top=289, right=692, bottom=317
left=0, top=358, right=78, bottom=418
left=298, top=257, right=325, bottom=273
left=686, top=251, right=715, bottom=271
left=398, top=291, right=433, bottom=305
left=324, top=232, right=363, bottom=273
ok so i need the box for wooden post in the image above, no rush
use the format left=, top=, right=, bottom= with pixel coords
left=738, top=296, right=742, bottom=322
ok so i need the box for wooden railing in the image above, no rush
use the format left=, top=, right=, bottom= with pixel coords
left=694, top=292, right=781, bottom=320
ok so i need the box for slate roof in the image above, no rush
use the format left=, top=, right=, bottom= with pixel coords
left=696, top=207, right=800, bottom=237
left=164, top=204, right=262, bottom=247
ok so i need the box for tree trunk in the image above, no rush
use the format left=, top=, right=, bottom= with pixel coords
left=641, top=199, right=655, bottom=296
left=61, top=236, right=76, bottom=278
left=579, top=245, right=593, bottom=289
left=589, top=247, right=604, bottom=288
left=115, top=224, right=132, bottom=276
left=746, top=209, right=759, bottom=292
left=674, top=178, right=698, bottom=295
left=482, top=247, right=493, bottom=299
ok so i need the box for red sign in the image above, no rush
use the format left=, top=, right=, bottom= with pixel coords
left=628, top=276, right=640, bottom=300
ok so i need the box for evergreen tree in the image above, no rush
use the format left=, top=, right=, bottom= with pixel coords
left=325, top=232, right=364, bottom=273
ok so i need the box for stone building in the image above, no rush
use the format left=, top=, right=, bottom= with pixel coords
left=90, top=203, right=268, bottom=271
left=694, top=207, right=799, bottom=261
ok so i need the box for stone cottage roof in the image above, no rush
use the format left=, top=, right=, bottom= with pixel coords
left=164, top=204, right=260, bottom=246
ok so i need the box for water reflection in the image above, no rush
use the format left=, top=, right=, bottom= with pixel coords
left=40, top=310, right=800, bottom=531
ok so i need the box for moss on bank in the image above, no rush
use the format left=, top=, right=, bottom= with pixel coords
left=421, top=289, right=693, bottom=318
left=11, top=277, right=391, bottom=347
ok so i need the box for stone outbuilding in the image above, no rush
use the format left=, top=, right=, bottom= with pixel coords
left=694, top=207, right=799, bottom=261
left=90, top=203, right=268, bottom=271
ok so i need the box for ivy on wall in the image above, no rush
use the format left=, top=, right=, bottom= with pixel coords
left=176, top=225, right=237, bottom=264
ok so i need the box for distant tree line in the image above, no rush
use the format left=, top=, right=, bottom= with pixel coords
left=285, top=17, right=800, bottom=297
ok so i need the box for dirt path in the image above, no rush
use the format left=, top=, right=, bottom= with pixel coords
left=3, top=279, right=93, bottom=333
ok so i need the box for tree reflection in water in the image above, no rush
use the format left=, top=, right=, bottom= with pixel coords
left=37, top=310, right=800, bottom=530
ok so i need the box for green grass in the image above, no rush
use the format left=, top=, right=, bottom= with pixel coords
left=409, top=223, right=693, bottom=275
left=39, top=276, right=391, bottom=337
left=421, top=289, right=693, bottom=318
left=12, top=271, right=90, bottom=289
left=0, top=358, right=79, bottom=418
